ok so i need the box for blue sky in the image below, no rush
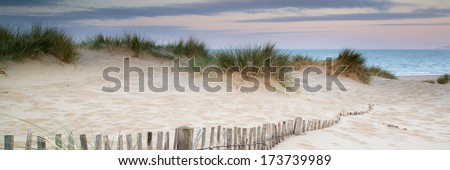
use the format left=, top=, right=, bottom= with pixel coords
left=1, top=0, right=450, bottom=49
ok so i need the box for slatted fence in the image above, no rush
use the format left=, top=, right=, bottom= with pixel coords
left=1, top=104, right=374, bottom=150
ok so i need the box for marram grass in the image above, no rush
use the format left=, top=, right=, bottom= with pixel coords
left=366, top=66, right=397, bottom=80
left=436, top=74, right=449, bottom=84
left=0, top=24, right=77, bottom=63
left=1, top=25, right=402, bottom=85
left=332, top=49, right=397, bottom=83
left=334, top=49, right=371, bottom=84
left=167, top=37, right=209, bottom=58
left=81, top=32, right=157, bottom=58
left=215, top=42, right=290, bottom=80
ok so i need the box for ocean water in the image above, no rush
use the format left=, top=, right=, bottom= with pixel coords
left=285, top=49, right=450, bottom=76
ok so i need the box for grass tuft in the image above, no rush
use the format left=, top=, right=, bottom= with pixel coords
left=0, top=24, right=77, bottom=63
left=82, top=33, right=184, bottom=59
left=423, top=80, right=436, bottom=84
left=436, top=74, right=449, bottom=84
left=167, top=37, right=208, bottom=58
left=334, top=49, right=370, bottom=84
left=366, top=66, right=397, bottom=79
left=216, top=42, right=290, bottom=80
left=290, top=55, right=322, bottom=69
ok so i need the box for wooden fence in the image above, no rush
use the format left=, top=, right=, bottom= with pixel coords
left=1, top=104, right=374, bottom=150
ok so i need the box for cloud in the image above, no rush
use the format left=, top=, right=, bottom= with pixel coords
left=0, top=0, right=58, bottom=6
left=239, top=8, right=450, bottom=22
left=0, top=0, right=393, bottom=17
left=376, top=23, right=450, bottom=26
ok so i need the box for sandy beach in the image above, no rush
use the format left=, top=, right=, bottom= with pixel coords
left=0, top=49, right=449, bottom=149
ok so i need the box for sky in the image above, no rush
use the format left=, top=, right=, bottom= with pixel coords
left=1, top=0, right=450, bottom=49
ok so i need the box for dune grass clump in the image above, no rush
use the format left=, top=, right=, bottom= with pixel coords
left=436, top=74, right=449, bottom=84
left=290, top=55, right=322, bottom=69
left=122, top=33, right=156, bottom=57
left=423, top=80, right=436, bottom=84
left=0, top=26, right=15, bottom=59
left=167, top=37, right=208, bottom=58
left=334, top=49, right=370, bottom=84
left=216, top=43, right=290, bottom=80
left=366, top=66, right=397, bottom=79
left=82, top=33, right=157, bottom=58
left=0, top=24, right=77, bottom=63
left=81, top=33, right=118, bottom=49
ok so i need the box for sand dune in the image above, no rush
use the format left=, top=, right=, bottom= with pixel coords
left=0, top=49, right=449, bottom=149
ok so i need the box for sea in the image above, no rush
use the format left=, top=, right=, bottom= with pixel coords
left=284, top=49, right=450, bottom=76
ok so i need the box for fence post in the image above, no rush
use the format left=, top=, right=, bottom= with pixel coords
left=4, top=135, right=13, bottom=150
left=223, top=127, right=227, bottom=148
left=288, top=120, right=294, bottom=135
left=117, top=135, right=123, bottom=150
left=216, top=126, right=221, bottom=150
left=302, top=120, right=306, bottom=133
left=242, top=128, right=247, bottom=150
left=249, top=128, right=254, bottom=150
left=209, top=127, right=215, bottom=150
left=80, top=134, right=88, bottom=150
left=173, top=129, right=178, bottom=150
left=137, top=133, right=142, bottom=150
left=273, top=125, right=278, bottom=145
left=37, top=136, right=46, bottom=150
left=26, top=131, right=32, bottom=150
left=226, top=128, right=232, bottom=150
left=237, top=128, right=242, bottom=150
left=157, top=132, right=163, bottom=150
left=104, top=135, right=111, bottom=150
left=269, top=123, right=276, bottom=149
left=262, top=124, right=267, bottom=150
left=294, top=118, right=302, bottom=135
left=266, top=125, right=271, bottom=149
left=147, top=132, right=153, bottom=150
left=233, top=127, right=237, bottom=150
left=164, top=132, right=170, bottom=150
left=95, top=134, right=102, bottom=150
left=252, top=127, right=257, bottom=149
left=126, top=134, right=133, bottom=150
left=175, top=126, right=194, bottom=150
left=256, top=126, right=261, bottom=150
left=201, top=128, right=206, bottom=149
